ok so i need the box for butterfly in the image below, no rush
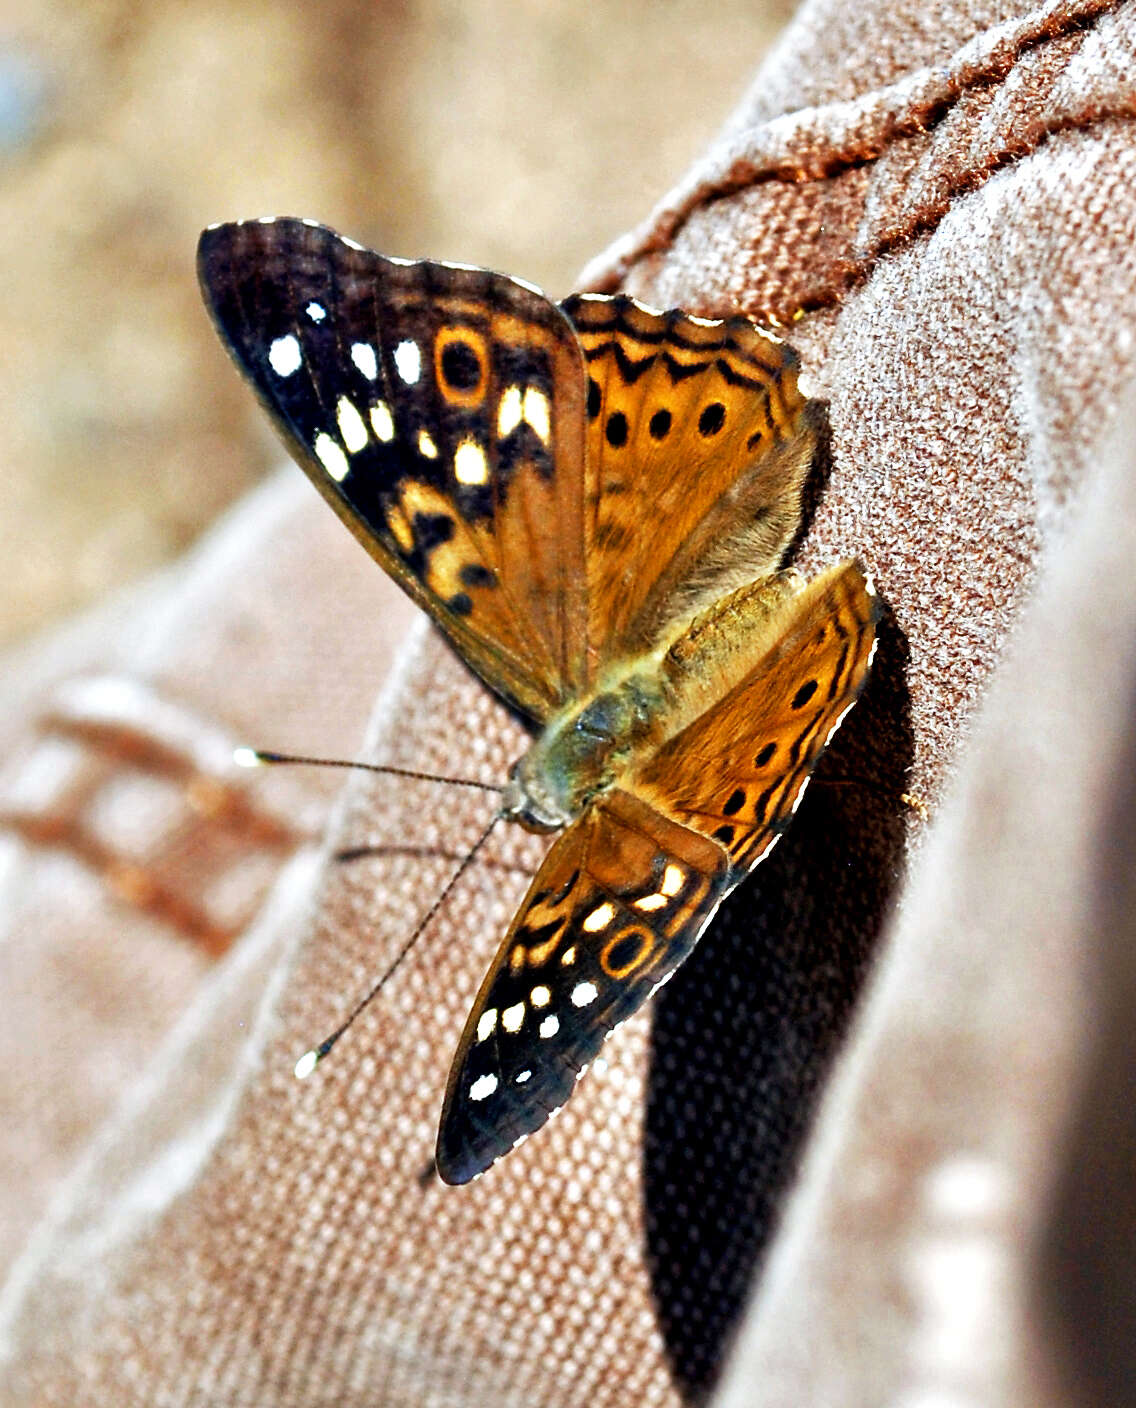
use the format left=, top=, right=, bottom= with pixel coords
left=197, top=217, right=879, bottom=1185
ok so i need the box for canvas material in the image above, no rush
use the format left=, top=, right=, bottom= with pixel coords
left=1, top=0, right=1135, bottom=1402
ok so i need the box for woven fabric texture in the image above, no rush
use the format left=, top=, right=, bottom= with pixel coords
left=2, top=0, right=1135, bottom=1403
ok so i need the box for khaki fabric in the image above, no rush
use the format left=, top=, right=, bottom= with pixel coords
left=2, top=0, right=1136, bottom=1403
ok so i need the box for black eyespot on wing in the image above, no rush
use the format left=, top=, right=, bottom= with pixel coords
left=755, top=742, right=776, bottom=768
left=459, top=562, right=496, bottom=589
left=791, top=680, right=818, bottom=709
left=413, top=511, right=455, bottom=551
left=722, top=788, right=746, bottom=816
left=604, top=931, right=647, bottom=972
left=649, top=408, right=672, bottom=440
left=713, top=824, right=735, bottom=844
left=447, top=592, right=474, bottom=616
left=698, top=402, right=726, bottom=436
left=587, top=378, right=602, bottom=418
left=606, top=411, right=628, bottom=448
left=441, top=340, right=481, bottom=390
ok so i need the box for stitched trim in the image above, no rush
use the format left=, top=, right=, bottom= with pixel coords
left=583, top=0, right=1132, bottom=317
left=0, top=675, right=308, bottom=954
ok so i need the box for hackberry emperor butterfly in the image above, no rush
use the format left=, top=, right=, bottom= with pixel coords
left=198, top=217, right=879, bottom=1184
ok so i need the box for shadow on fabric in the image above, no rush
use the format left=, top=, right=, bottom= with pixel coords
left=642, top=605, right=912, bottom=1403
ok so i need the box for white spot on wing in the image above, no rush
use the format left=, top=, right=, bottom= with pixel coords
left=515, top=1069, right=532, bottom=1084
left=314, top=432, right=349, bottom=482
left=571, top=981, right=598, bottom=1008
left=634, top=893, right=667, bottom=912
left=351, top=342, right=378, bottom=380
left=476, top=1009, right=497, bottom=1043
left=305, top=301, right=327, bottom=323
left=560, top=946, right=577, bottom=966
left=418, top=429, right=439, bottom=459
left=497, top=385, right=523, bottom=438
left=454, top=438, right=489, bottom=485
left=539, top=1014, right=559, bottom=1039
left=582, top=903, right=614, bottom=933
left=469, top=1073, right=498, bottom=1101
left=662, top=864, right=684, bottom=897
left=268, top=334, right=302, bottom=378
left=341, top=235, right=364, bottom=251
left=529, top=985, right=551, bottom=1008
left=502, top=1001, right=525, bottom=1033
left=370, top=401, right=395, bottom=441
left=523, top=386, right=551, bottom=443
left=394, top=339, right=421, bottom=384
left=336, top=396, right=368, bottom=453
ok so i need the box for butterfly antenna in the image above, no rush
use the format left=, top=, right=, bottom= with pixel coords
left=235, top=746, right=502, bottom=794
left=293, top=810, right=501, bottom=1079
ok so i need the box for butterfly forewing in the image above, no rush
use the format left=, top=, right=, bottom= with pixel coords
left=631, top=561, right=879, bottom=873
left=563, top=294, right=818, bottom=664
left=198, top=218, right=589, bottom=721
left=436, top=788, right=731, bottom=1184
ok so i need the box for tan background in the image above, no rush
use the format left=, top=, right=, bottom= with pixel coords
left=0, top=0, right=791, bottom=647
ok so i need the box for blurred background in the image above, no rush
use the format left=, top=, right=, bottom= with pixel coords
left=0, top=0, right=793, bottom=649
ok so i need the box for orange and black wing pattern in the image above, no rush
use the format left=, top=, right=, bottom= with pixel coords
left=199, top=218, right=590, bottom=722
left=631, top=561, right=879, bottom=875
left=436, top=787, right=732, bottom=1184
left=563, top=293, right=819, bottom=667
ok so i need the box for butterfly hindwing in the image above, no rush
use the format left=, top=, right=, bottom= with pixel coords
left=631, top=561, right=880, bottom=873
left=198, top=218, right=590, bottom=721
left=436, top=787, right=732, bottom=1184
left=563, top=294, right=819, bottom=664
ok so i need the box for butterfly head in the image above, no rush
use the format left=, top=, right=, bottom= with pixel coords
left=498, top=762, right=568, bottom=834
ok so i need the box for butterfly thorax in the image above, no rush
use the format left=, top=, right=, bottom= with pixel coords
left=501, top=570, right=812, bottom=834
left=501, top=662, right=673, bottom=832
